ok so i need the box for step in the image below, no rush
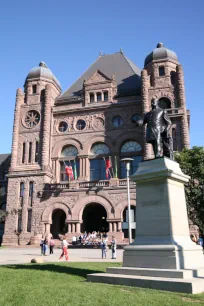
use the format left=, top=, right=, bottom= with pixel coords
left=87, top=273, right=204, bottom=294
left=106, top=267, right=195, bottom=279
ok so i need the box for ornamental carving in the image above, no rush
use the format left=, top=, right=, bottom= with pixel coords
left=85, top=70, right=111, bottom=85
left=93, top=116, right=105, bottom=130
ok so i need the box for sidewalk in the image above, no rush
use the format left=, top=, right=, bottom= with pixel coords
left=0, top=247, right=123, bottom=265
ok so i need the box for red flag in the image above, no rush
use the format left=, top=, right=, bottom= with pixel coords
left=65, top=163, right=74, bottom=180
left=105, top=159, right=111, bottom=179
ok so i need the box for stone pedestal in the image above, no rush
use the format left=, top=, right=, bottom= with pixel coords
left=87, top=158, right=204, bottom=294
left=123, top=158, right=204, bottom=270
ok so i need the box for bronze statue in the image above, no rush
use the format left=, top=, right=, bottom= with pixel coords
left=133, top=98, right=173, bottom=159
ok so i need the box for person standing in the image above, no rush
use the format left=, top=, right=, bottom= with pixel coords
left=50, top=237, right=55, bottom=255
left=59, top=237, right=69, bottom=261
left=101, top=238, right=107, bottom=259
left=111, top=236, right=117, bottom=259
left=40, top=238, right=44, bottom=256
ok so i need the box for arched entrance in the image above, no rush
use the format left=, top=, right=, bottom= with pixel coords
left=82, top=203, right=108, bottom=233
left=50, top=209, right=67, bottom=238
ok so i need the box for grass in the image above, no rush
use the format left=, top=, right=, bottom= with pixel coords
left=0, top=262, right=204, bottom=306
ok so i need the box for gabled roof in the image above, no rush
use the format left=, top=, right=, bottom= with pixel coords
left=58, top=52, right=141, bottom=101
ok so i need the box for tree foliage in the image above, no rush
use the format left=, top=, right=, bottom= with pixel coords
left=175, top=146, right=204, bottom=230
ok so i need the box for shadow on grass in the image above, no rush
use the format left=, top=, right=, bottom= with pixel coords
left=0, top=263, right=104, bottom=279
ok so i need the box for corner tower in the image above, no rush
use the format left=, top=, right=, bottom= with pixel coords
left=141, top=43, right=190, bottom=159
left=3, top=62, right=61, bottom=245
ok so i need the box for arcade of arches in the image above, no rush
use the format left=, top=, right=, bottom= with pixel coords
left=49, top=203, right=133, bottom=239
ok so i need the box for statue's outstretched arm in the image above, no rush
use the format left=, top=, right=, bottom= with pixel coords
left=163, top=111, right=172, bottom=133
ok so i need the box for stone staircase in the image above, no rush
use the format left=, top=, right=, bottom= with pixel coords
left=87, top=267, right=204, bottom=294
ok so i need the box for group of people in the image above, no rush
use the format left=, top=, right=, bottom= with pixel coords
left=72, top=231, right=108, bottom=246
left=40, top=236, right=69, bottom=261
left=101, top=236, right=117, bottom=259
left=40, top=236, right=55, bottom=256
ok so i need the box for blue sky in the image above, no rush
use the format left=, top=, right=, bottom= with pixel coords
left=0, top=0, right=203, bottom=153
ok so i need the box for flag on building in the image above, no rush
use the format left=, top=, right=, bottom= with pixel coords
left=105, top=159, right=111, bottom=179
left=64, top=161, right=74, bottom=180
left=73, top=159, right=77, bottom=180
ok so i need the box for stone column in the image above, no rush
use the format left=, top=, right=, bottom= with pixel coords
left=25, top=141, right=29, bottom=164
left=31, top=141, right=35, bottom=164
left=94, top=93, right=97, bottom=102
left=42, top=84, right=52, bottom=169
left=117, top=222, right=122, bottom=232
left=177, top=65, right=190, bottom=148
left=141, top=69, right=151, bottom=160
left=76, top=223, right=81, bottom=233
left=71, top=223, right=76, bottom=233
left=101, top=91, right=104, bottom=101
left=56, top=160, right=60, bottom=183
left=45, top=223, right=50, bottom=235
left=21, top=182, right=29, bottom=233
left=10, top=88, right=24, bottom=170
left=68, top=224, right=71, bottom=233
left=109, top=222, right=112, bottom=232
left=113, top=222, right=117, bottom=232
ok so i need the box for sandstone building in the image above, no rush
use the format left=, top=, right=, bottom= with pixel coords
left=1, top=43, right=190, bottom=245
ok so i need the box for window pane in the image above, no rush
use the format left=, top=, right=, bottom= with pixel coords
left=29, top=182, right=34, bottom=197
left=97, top=93, right=102, bottom=102
left=20, top=183, right=24, bottom=197
left=60, top=160, right=79, bottom=181
left=159, top=66, right=165, bottom=76
left=90, top=159, right=106, bottom=180
left=104, top=92, right=108, bottom=101
left=90, top=93, right=94, bottom=103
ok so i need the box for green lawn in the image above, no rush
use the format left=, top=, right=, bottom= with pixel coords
left=0, top=262, right=204, bottom=306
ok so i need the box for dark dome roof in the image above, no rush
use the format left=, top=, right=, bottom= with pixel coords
left=26, top=62, right=61, bottom=88
left=144, top=43, right=178, bottom=66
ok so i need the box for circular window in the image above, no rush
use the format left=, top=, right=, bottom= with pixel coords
left=58, top=121, right=68, bottom=132
left=131, top=114, right=142, bottom=124
left=24, top=110, right=40, bottom=128
left=76, top=119, right=86, bottom=130
left=112, top=116, right=124, bottom=128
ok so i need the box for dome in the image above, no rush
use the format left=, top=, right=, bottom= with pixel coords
left=25, top=62, right=61, bottom=88
left=144, top=43, right=178, bottom=66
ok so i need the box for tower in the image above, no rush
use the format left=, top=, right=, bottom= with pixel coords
left=3, top=62, right=61, bottom=245
left=141, top=43, right=190, bottom=160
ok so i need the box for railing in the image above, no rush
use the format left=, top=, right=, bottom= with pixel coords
left=166, top=108, right=184, bottom=115
left=50, top=183, right=70, bottom=189
left=119, top=179, right=136, bottom=186
left=79, top=180, right=109, bottom=188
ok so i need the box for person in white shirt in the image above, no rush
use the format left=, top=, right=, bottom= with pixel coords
left=72, top=235, right=77, bottom=246
left=59, top=237, right=69, bottom=261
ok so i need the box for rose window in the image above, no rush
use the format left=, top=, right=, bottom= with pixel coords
left=24, top=110, right=40, bottom=128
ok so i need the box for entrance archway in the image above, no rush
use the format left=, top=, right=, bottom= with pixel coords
left=82, top=203, right=108, bottom=233
left=50, top=209, right=67, bottom=238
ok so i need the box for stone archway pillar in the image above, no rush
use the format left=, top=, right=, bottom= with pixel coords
left=76, top=223, right=81, bottom=233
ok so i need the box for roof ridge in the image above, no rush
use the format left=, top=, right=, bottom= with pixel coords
left=59, top=55, right=102, bottom=98
left=122, top=53, right=141, bottom=75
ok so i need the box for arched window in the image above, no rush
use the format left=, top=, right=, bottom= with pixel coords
left=22, top=143, right=26, bottom=164
left=90, top=143, right=111, bottom=181
left=103, top=91, right=108, bottom=101
left=97, top=92, right=102, bottom=102
left=61, top=145, right=78, bottom=158
left=170, top=71, right=176, bottom=85
left=158, top=97, right=171, bottom=109
left=60, top=145, right=79, bottom=182
left=121, top=141, right=142, bottom=153
left=131, top=114, right=142, bottom=124
left=35, top=141, right=39, bottom=163
left=90, top=143, right=110, bottom=155
left=90, top=93, right=94, bottom=103
left=120, top=141, right=142, bottom=178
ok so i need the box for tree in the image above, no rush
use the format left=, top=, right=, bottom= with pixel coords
left=175, top=146, right=204, bottom=231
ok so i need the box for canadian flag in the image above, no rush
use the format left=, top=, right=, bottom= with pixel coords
left=105, top=159, right=111, bottom=179
left=64, top=163, right=74, bottom=180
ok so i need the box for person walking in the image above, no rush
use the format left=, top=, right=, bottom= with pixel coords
left=101, top=238, right=107, bottom=259
left=50, top=237, right=55, bottom=255
left=40, top=238, right=44, bottom=256
left=111, top=236, right=117, bottom=259
left=59, top=237, right=69, bottom=261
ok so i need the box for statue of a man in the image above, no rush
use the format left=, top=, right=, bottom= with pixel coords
left=133, top=98, right=173, bottom=159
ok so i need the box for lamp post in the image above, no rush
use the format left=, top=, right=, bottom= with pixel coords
left=121, top=158, right=134, bottom=244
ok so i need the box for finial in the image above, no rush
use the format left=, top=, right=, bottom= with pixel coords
left=99, top=51, right=103, bottom=56
left=120, top=47, right=123, bottom=53
left=39, top=61, right=48, bottom=68
left=157, top=42, right=164, bottom=48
